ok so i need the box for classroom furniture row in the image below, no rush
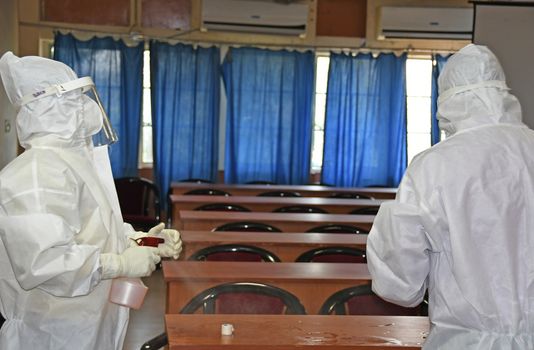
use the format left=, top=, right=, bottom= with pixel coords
left=180, top=231, right=368, bottom=262
left=170, top=194, right=386, bottom=215
left=173, top=210, right=375, bottom=232
left=170, top=182, right=397, bottom=199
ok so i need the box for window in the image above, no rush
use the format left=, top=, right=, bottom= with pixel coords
left=406, top=57, right=433, bottom=164
left=310, top=54, right=434, bottom=172
left=311, top=54, right=329, bottom=172
left=140, top=49, right=153, bottom=164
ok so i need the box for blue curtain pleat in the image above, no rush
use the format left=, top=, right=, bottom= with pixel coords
left=430, top=54, right=450, bottom=145
left=53, top=32, right=143, bottom=178
left=322, top=52, right=407, bottom=187
left=150, top=41, right=220, bottom=203
left=222, top=47, right=314, bottom=184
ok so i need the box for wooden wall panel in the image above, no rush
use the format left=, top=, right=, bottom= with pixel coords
left=141, top=0, right=191, bottom=30
left=316, top=0, right=366, bottom=37
left=41, top=0, right=130, bottom=26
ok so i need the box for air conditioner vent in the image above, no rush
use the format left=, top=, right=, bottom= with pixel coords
left=379, top=6, right=474, bottom=40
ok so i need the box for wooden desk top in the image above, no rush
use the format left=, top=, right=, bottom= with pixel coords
left=181, top=231, right=367, bottom=262
left=163, top=261, right=372, bottom=314
left=170, top=182, right=397, bottom=199
left=163, top=261, right=370, bottom=282
left=165, top=314, right=429, bottom=349
left=170, top=195, right=385, bottom=214
left=175, top=210, right=375, bottom=232
left=181, top=231, right=368, bottom=246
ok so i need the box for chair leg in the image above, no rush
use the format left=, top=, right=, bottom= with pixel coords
left=140, top=332, right=168, bottom=350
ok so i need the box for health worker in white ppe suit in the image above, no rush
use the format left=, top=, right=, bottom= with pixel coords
left=0, top=52, right=182, bottom=350
left=367, top=44, right=534, bottom=349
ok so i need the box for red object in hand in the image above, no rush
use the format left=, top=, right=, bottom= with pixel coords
left=133, top=236, right=165, bottom=247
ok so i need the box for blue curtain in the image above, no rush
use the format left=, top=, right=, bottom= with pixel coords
left=150, top=41, right=220, bottom=201
left=431, top=54, right=450, bottom=145
left=322, top=52, right=407, bottom=188
left=222, top=47, right=314, bottom=184
left=53, top=32, right=143, bottom=178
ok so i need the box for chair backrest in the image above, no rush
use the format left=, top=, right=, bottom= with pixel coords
left=213, top=221, right=282, bottom=232
left=258, top=190, right=301, bottom=197
left=319, top=284, right=423, bottom=316
left=306, top=224, right=369, bottom=234
left=180, top=282, right=306, bottom=315
left=184, top=188, right=231, bottom=196
left=295, top=246, right=367, bottom=263
left=114, top=177, right=161, bottom=231
left=349, top=207, right=380, bottom=215
left=273, top=205, right=327, bottom=214
left=246, top=180, right=277, bottom=185
left=188, top=244, right=281, bottom=262
left=328, top=192, right=374, bottom=200
left=178, top=178, right=214, bottom=184
left=194, top=203, right=250, bottom=212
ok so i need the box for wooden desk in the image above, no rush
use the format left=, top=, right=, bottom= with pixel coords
left=175, top=211, right=375, bottom=232
left=163, top=261, right=371, bottom=315
left=170, top=194, right=385, bottom=215
left=165, top=314, right=429, bottom=349
left=171, top=182, right=397, bottom=199
left=181, top=231, right=367, bottom=262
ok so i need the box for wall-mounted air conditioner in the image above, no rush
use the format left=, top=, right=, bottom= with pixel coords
left=202, top=0, right=309, bottom=36
left=379, top=6, right=474, bottom=40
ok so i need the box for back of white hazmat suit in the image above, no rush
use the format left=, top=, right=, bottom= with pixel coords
left=0, top=52, right=144, bottom=349
left=367, top=44, right=534, bottom=349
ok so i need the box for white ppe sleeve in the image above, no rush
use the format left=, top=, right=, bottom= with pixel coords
left=0, top=213, right=101, bottom=297
left=366, top=176, right=431, bottom=308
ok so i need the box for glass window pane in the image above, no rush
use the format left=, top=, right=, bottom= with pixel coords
left=311, top=130, right=324, bottom=170
left=314, top=93, right=326, bottom=130
left=142, top=126, right=153, bottom=163
left=143, top=50, right=151, bottom=88
left=143, top=89, right=152, bottom=125
left=315, top=56, right=330, bottom=94
left=407, top=133, right=431, bottom=165
left=406, top=59, right=432, bottom=97
left=407, top=96, right=431, bottom=133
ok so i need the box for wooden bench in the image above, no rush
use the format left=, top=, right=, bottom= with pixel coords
left=165, top=314, right=429, bottom=349
left=180, top=231, right=367, bottom=262
left=163, top=261, right=371, bottom=315
left=170, top=194, right=385, bottom=215
left=171, top=182, right=397, bottom=199
left=174, top=210, right=375, bottom=232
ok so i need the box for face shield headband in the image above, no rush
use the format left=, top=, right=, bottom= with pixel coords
left=18, top=76, right=118, bottom=145
left=437, top=80, right=510, bottom=105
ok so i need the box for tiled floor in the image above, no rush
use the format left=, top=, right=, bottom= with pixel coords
left=123, top=269, right=167, bottom=350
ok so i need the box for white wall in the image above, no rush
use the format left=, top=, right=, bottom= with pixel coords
left=0, top=0, right=18, bottom=170
left=473, top=4, right=534, bottom=128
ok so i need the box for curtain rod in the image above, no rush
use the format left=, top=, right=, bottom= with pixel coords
left=23, top=21, right=459, bottom=55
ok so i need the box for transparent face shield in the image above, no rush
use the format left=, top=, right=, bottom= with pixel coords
left=18, top=76, right=118, bottom=145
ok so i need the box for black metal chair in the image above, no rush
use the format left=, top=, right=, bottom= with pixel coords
left=194, top=203, right=250, bottom=212
left=178, top=178, right=214, bottom=184
left=328, top=192, right=374, bottom=200
left=114, top=177, right=161, bottom=232
left=319, top=284, right=425, bottom=316
left=188, top=244, right=281, bottom=262
left=295, top=246, right=367, bottom=263
left=246, top=180, right=277, bottom=185
left=213, top=221, right=282, bottom=232
left=140, top=282, right=306, bottom=349
left=306, top=224, right=369, bottom=234
left=258, top=190, right=301, bottom=197
left=184, top=188, right=231, bottom=196
left=349, top=207, right=380, bottom=215
left=273, top=205, right=327, bottom=214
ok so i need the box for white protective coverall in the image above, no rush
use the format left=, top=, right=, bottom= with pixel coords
left=367, top=44, right=534, bottom=349
left=0, top=53, right=179, bottom=349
